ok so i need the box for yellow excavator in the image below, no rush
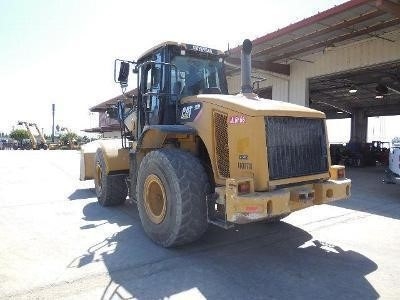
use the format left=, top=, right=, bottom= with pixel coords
left=80, top=39, right=351, bottom=247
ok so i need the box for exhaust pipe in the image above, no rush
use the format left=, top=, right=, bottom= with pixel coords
left=241, top=39, right=253, bottom=93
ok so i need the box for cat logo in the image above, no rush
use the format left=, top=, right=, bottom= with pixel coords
left=181, top=105, right=193, bottom=120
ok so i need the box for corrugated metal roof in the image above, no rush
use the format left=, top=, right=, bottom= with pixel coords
left=228, top=0, right=400, bottom=67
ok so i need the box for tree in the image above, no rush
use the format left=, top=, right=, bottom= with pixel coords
left=9, top=129, right=30, bottom=141
left=59, top=132, right=79, bottom=149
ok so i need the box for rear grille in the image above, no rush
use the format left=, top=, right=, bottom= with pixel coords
left=214, top=111, right=230, bottom=178
left=265, top=117, right=328, bottom=180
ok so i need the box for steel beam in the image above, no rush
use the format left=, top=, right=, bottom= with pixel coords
left=266, top=18, right=400, bottom=63
left=375, top=0, right=400, bottom=18
left=225, top=57, right=290, bottom=76
left=253, top=10, right=385, bottom=59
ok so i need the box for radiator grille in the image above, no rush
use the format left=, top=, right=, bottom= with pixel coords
left=266, top=117, right=328, bottom=180
left=214, top=112, right=230, bottom=178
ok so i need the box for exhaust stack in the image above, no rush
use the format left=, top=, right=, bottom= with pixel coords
left=241, top=39, right=253, bottom=93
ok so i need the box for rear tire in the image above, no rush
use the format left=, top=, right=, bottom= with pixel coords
left=94, top=149, right=128, bottom=206
left=137, top=149, right=209, bottom=247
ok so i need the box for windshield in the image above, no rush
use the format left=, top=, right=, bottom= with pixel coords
left=171, top=56, right=226, bottom=98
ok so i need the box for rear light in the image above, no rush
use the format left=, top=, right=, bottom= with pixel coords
left=238, top=181, right=251, bottom=195
left=329, top=165, right=346, bottom=180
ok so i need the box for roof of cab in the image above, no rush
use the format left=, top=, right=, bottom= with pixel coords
left=137, top=41, right=224, bottom=61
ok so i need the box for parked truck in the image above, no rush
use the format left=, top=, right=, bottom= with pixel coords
left=80, top=40, right=351, bottom=247
left=384, top=137, right=400, bottom=184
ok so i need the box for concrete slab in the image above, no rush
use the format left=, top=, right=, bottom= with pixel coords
left=0, top=151, right=399, bottom=299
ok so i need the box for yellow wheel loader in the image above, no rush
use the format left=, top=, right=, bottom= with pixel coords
left=17, top=121, right=48, bottom=150
left=80, top=40, right=351, bottom=247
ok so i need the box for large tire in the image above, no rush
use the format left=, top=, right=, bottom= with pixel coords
left=137, top=149, right=209, bottom=247
left=94, top=149, right=128, bottom=206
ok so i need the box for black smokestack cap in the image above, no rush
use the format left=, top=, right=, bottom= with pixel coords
left=242, top=39, right=252, bottom=55
left=241, top=39, right=253, bottom=93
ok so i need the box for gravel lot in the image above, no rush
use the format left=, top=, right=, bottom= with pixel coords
left=0, top=150, right=399, bottom=299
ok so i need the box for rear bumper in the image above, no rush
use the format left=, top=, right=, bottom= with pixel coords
left=216, top=178, right=351, bottom=224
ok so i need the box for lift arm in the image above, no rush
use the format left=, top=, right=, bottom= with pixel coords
left=29, top=123, right=47, bottom=145
left=17, top=121, right=37, bottom=149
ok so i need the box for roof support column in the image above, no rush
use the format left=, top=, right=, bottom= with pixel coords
left=350, top=109, right=368, bottom=144
left=289, top=76, right=308, bottom=107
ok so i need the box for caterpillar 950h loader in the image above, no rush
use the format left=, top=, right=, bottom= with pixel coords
left=80, top=39, right=351, bottom=247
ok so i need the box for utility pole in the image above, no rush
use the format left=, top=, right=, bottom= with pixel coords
left=52, top=104, right=55, bottom=142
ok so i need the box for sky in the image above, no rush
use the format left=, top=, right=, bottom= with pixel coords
left=0, top=0, right=371, bottom=137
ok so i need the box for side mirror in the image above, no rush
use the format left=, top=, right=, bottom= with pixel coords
left=114, top=59, right=133, bottom=87
left=118, top=62, right=130, bottom=84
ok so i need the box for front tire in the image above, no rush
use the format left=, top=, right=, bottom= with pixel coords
left=94, top=149, right=128, bottom=206
left=137, top=149, right=209, bottom=247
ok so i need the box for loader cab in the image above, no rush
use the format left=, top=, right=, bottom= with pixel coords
left=132, top=42, right=228, bottom=137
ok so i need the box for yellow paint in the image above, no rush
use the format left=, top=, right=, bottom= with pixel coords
left=221, top=176, right=350, bottom=224
left=237, top=137, right=250, bottom=153
left=314, top=179, right=351, bottom=204
left=82, top=88, right=352, bottom=225
left=80, top=139, right=130, bottom=180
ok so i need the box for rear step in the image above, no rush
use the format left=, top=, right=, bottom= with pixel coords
left=206, top=193, right=234, bottom=229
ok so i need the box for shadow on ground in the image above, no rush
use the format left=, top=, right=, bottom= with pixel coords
left=71, top=200, right=379, bottom=300
left=68, top=188, right=96, bottom=201
left=332, top=166, right=400, bottom=220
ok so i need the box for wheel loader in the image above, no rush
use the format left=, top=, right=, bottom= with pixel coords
left=80, top=39, right=351, bottom=247
left=16, top=121, right=48, bottom=150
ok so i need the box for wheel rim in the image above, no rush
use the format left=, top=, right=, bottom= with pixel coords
left=95, top=162, right=103, bottom=193
left=144, top=174, right=167, bottom=224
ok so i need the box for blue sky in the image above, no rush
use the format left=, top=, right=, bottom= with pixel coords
left=1, top=0, right=351, bottom=135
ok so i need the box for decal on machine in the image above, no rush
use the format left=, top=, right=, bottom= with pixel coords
left=180, top=102, right=202, bottom=122
left=187, top=44, right=216, bottom=54
left=229, top=115, right=246, bottom=124
left=237, top=162, right=252, bottom=170
left=239, top=154, right=248, bottom=160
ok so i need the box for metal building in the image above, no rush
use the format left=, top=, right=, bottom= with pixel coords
left=226, top=0, right=400, bottom=145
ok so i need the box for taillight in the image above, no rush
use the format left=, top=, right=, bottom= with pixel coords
left=329, top=165, right=346, bottom=180
left=238, top=181, right=251, bottom=195
left=337, top=168, right=345, bottom=179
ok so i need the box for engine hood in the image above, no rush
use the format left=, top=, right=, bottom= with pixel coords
left=181, top=93, right=325, bottom=119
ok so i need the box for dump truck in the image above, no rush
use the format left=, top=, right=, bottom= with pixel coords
left=80, top=39, right=351, bottom=247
